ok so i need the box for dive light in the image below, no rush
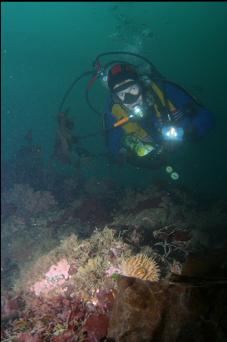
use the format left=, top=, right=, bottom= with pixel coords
left=130, top=105, right=144, bottom=119
left=161, top=126, right=184, bottom=141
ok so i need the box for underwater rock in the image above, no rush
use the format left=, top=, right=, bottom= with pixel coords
left=107, top=276, right=166, bottom=341
left=108, top=249, right=227, bottom=341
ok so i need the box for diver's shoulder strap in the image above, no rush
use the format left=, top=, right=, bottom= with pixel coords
left=112, top=104, right=127, bottom=119
left=111, top=104, right=148, bottom=139
left=150, top=80, right=176, bottom=113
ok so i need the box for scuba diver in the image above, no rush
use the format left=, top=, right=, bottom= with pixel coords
left=58, top=51, right=215, bottom=176
left=103, top=62, right=215, bottom=170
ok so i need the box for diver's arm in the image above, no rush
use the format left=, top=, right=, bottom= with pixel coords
left=183, top=103, right=215, bottom=140
left=164, top=81, right=215, bottom=140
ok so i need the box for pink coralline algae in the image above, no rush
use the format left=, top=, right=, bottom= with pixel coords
left=30, top=258, right=70, bottom=296
left=105, top=266, right=121, bottom=277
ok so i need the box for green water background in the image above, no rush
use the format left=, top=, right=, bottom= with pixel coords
left=2, top=2, right=227, bottom=198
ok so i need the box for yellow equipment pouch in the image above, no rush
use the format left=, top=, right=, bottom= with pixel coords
left=124, top=135, right=155, bottom=157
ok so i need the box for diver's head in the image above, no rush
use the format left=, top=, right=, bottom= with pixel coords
left=107, top=63, right=143, bottom=111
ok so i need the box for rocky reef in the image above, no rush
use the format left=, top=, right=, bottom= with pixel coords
left=1, top=180, right=227, bottom=341
left=108, top=246, right=227, bottom=341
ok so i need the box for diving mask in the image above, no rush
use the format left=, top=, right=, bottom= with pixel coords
left=114, top=80, right=142, bottom=105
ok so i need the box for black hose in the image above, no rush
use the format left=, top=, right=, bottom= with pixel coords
left=58, top=70, right=93, bottom=113
left=93, top=51, right=161, bottom=76
left=85, top=86, right=103, bottom=117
